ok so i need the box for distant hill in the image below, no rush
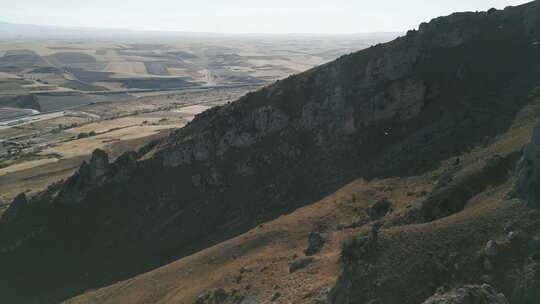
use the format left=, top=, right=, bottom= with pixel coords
left=2, top=1, right=540, bottom=304
left=0, top=20, right=401, bottom=40
left=0, top=21, right=130, bottom=39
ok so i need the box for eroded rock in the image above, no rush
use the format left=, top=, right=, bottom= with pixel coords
left=362, top=79, right=427, bottom=123
left=0, top=193, right=28, bottom=224
left=485, top=240, right=499, bottom=257
left=511, top=119, right=540, bottom=208
left=55, top=149, right=110, bottom=205
left=368, top=199, right=392, bottom=220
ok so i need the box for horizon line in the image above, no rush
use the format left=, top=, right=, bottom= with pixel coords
left=0, top=19, right=405, bottom=37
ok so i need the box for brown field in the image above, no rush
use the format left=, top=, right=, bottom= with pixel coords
left=0, top=33, right=397, bottom=98
left=104, top=61, right=148, bottom=75
left=0, top=131, right=169, bottom=210
left=41, top=125, right=175, bottom=159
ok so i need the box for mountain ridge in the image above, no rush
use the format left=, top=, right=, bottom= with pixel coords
left=2, top=1, right=540, bottom=303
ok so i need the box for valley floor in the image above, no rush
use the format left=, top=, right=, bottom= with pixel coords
left=0, top=87, right=257, bottom=211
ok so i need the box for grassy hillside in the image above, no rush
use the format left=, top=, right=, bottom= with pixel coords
left=2, top=2, right=540, bottom=303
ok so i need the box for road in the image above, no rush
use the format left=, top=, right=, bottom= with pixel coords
left=0, top=111, right=66, bottom=130
left=0, top=82, right=265, bottom=131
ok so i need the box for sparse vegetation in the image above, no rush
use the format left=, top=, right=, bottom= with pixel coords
left=76, top=130, right=98, bottom=139
left=3, top=3, right=540, bottom=304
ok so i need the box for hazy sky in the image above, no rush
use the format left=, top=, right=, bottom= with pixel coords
left=0, top=0, right=532, bottom=34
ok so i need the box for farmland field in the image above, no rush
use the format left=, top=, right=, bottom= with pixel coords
left=0, top=32, right=398, bottom=208
left=0, top=33, right=397, bottom=97
left=36, top=93, right=131, bottom=111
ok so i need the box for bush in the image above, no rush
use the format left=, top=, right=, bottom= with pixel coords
left=340, top=235, right=373, bottom=264
left=368, top=198, right=392, bottom=220
left=78, top=131, right=96, bottom=139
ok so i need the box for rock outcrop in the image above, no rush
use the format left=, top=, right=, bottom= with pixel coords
left=3, top=2, right=540, bottom=303
left=305, top=231, right=325, bottom=256
left=56, top=149, right=110, bottom=205
left=421, top=285, right=509, bottom=304
left=0, top=193, right=28, bottom=224
left=485, top=240, right=499, bottom=257
left=289, top=257, right=314, bottom=273
left=368, top=198, right=392, bottom=220
left=512, top=119, right=540, bottom=208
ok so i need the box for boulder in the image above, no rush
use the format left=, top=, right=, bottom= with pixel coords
left=289, top=257, right=314, bottom=273
left=507, top=230, right=522, bottom=242
left=485, top=240, right=499, bottom=257
left=305, top=231, right=325, bottom=256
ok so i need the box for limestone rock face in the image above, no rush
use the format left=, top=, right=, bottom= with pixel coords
left=110, top=151, right=138, bottom=183
left=162, top=144, right=195, bottom=167
left=223, top=105, right=289, bottom=145
left=54, top=149, right=140, bottom=205
left=519, top=1, right=540, bottom=32
left=363, top=42, right=420, bottom=85
left=163, top=105, right=289, bottom=167
left=252, top=105, right=289, bottom=133
left=300, top=86, right=348, bottom=132
left=87, top=149, right=109, bottom=183
left=369, top=79, right=427, bottom=122
left=56, top=149, right=110, bottom=205
left=418, top=13, right=479, bottom=48
left=512, top=119, right=540, bottom=207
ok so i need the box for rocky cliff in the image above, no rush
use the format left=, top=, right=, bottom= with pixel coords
left=3, top=1, right=540, bottom=303
left=512, top=116, right=540, bottom=208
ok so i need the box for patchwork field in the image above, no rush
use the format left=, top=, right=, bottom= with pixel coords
left=0, top=33, right=397, bottom=99
left=0, top=33, right=398, bottom=210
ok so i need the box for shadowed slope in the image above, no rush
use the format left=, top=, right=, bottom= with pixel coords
left=3, top=2, right=540, bottom=303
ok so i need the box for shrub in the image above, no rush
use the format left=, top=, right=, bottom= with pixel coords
left=340, top=235, right=374, bottom=264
